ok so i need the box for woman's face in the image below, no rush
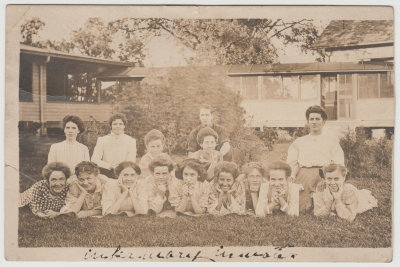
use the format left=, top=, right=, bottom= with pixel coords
left=77, top=172, right=97, bottom=193
left=153, top=166, right=170, bottom=185
left=49, top=171, right=67, bottom=193
left=269, top=169, right=288, bottom=192
left=147, top=139, right=163, bottom=156
left=200, top=135, right=217, bottom=152
left=111, top=119, right=125, bottom=135
left=64, top=121, right=80, bottom=140
left=307, top=113, right=325, bottom=135
left=182, top=166, right=198, bottom=185
left=247, top=168, right=263, bottom=192
left=217, top=172, right=234, bottom=192
left=325, top=169, right=345, bottom=192
left=119, top=167, right=139, bottom=188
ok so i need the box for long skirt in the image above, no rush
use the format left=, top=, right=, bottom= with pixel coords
left=296, top=167, right=323, bottom=212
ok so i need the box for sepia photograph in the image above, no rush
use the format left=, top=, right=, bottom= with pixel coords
left=3, top=3, right=396, bottom=263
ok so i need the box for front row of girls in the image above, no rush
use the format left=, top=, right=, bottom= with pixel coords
left=20, top=156, right=377, bottom=221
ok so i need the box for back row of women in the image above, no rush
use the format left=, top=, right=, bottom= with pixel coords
left=19, top=105, right=378, bottom=221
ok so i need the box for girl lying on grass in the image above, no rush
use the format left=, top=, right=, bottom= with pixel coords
left=146, top=154, right=176, bottom=216
left=169, top=159, right=209, bottom=215
left=60, top=161, right=111, bottom=218
left=19, top=162, right=71, bottom=219
left=256, top=161, right=303, bottom=217
left=208, top=161, right=245, bottom=216
left=240, top=162, right=267, bottom=213
left=313, top=163, right=378, bottom=222
left=101, top=162, right=148, bottom=216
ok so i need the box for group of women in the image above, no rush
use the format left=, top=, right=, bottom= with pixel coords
left=19, top=106, right=378, bottom=221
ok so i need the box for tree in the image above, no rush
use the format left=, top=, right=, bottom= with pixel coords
left=20, top=17, right=45, bottom=45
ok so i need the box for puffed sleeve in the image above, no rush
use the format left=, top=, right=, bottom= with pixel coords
left=255, top=182, right=270, bottom=217
left=313, top=184, right=334, bottom=217
left=47, top=143, right=57, bottom=164
left=207, top=184, right=220, bottom=215
left=147, top=179, right=166, bottom=214
left=330, top=138, right=345, bottom=165
left=91, top=137, right=111, bottom=169
left=198, top=182, right=210, bottom=209
left=134, top=179, right=149, bottom=214
left=126, top=137, right=137, bottom=163
left=60, top=182, right=82, bottom=213
left=83, top=145, right=90, bottom=161
left=286, top=140, right=299, bottom=166
left=286, top=183, right=302, bottom=216
left=229, top=181, right=245, bottom=214
left=101, top=181, right=118, bottom=215
left=168, top=179, right=183, bottom=208
left=335, top=184, right=359, bottom=222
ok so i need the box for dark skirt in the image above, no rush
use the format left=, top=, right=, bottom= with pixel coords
left=296, top=167, right=322, bottom=213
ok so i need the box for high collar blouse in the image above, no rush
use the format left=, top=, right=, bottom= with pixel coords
left=287, top=133, right=345, bottom=168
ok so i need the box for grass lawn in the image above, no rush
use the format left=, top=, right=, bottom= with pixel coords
left=18, top=138, right=392, bottom=248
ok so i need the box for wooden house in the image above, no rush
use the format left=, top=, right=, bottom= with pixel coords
left=19, top=44, right=145, bottom=133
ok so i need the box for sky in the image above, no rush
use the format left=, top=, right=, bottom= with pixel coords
left=7, top=5, right=394, bottom=66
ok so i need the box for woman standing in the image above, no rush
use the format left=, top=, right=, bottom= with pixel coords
left=286, top=105, right=344, bottom=212
left=91, top=114, right=137, bottom=178
left=48, top=115, right=90, bottom=174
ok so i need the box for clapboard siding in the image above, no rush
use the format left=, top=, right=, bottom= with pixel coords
left=19, top=61, right=41, bottom=121
left=43, top=103, right=114, bottom=122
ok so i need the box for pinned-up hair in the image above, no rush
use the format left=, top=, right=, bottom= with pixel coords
left=175, top=158, right=207, bottom=182
left=196, top=127, right=219, bottom=145
left=214, top=161, right=239, bottom=180
left=305, top=105, right=328, bottom=121
left=242, top=162, right=266, bottom=177
left=199, top=104, right=214, bottom=114
left=75, top=161, right=100, bottom=177
left=62, top=115, right=85, bottom=133
left=42, top=162, right=71, bottom=182
left=144, top=129, right=166, bottom=147
left=265, top=160, right=292, bottom=180
left=114, top=161, right=141, bottom=178
left=109, top=113, right=127, bottom=127
left=148, top=154, right=174, bottom=173
left=319, top=163, right=348, bottom=179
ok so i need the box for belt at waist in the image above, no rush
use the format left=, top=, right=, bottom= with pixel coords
left=300, top=166, right=322, bottom=169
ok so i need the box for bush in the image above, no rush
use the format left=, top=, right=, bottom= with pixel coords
left=114, top=66, right=247, bottom=157
left=253, top=127, right=279, bottom=150
left=78, top=116, right=110, bottom=156
left=340, top=127, right=392, bottom=179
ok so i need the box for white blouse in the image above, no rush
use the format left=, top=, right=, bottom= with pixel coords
left=91, top=133, right=137, bottom=169
left=287, top=133, right=344, bottom=168
left=48, top=141, right=90, bottom=173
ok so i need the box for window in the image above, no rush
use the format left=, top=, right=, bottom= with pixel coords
left=358, top=73, right=378, bottom=98
left=379, top=72, right=394, bottom=98
left=242, top=76, right=258, bottom=100
left=226, top=76, right=242, bottom=95
left=358, top=72, right=393, bottom=99
left=46, top=60, right=98, bottom=103
left=19, top=57, right=33, bottom=102
left=261, top=76, right=282, bottom=99
left=282, top=76, right=299, bottom=99
left=300, top=75, right=319, bottom=99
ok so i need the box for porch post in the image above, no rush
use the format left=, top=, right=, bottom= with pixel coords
left=39, top=63, right=47, bottom=136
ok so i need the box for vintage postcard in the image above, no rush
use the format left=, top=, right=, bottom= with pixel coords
left=4, top=3, right=396, bottom=263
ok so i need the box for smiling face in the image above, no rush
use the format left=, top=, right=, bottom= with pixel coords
left=77, top=172, right=97, bottom=193
left=307, top=113, right=325, bottom=135
left=182, top=166, right=199, bottom=185
left=247, top=168, right=263, bottom=192
left=200, top=135, right=217, bottom=152
left=48, top=171, right=67, bottom=193
left=64, top=121, right=80, bottom=140
left=269, top=169, right=288, bottom=192
left=111, top=119, right=125, bottom=135
left=217, top=172, right=234, bottom=192
left=325, top=169, right=345, bottom=192
left=147, top=139, right=163, bottom=156
left=153, top=166, right=170, bottom=185
left=119, top=167, right=139, bottom=189
left=199, top=108, right=213, bottom=126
